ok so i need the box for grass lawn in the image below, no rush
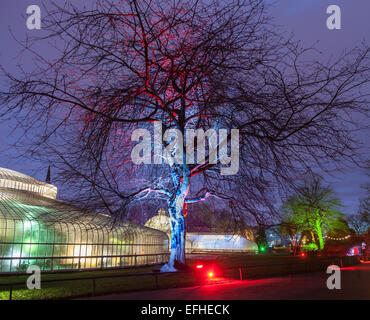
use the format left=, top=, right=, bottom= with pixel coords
left=0, top=262, right=205, bottom=300
left=0, top=253, right=350, bottom=300
left=0, top=265, right=158, bottom=300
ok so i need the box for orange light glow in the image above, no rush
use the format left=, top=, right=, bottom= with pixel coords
left=208, top=272, right=214, bottom=278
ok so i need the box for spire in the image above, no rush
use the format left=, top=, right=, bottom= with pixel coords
left=46, top=165, right=51, bottom=184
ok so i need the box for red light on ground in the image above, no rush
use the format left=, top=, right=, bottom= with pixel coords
left=300, top=252, right=306, bottom=257
left=196, top=264, right=204, bottom=269
left=208, top=271, right=214, bottom=278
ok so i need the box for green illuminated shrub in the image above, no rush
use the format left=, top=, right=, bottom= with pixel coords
left=302, top=243, right=318, bottom=251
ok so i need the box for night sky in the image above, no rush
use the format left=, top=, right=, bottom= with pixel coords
left=0, top=0, right=369, bottom=215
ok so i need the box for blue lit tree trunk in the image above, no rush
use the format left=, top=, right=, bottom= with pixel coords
left=161, top=163, right=191, bottom=272
left=166, top=204, right=186, bottom=271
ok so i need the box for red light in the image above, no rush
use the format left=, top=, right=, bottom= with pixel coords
left=196, top=264, right=204, bottom=269
left=300, top=252, right=306, bottom=257
left=208, top=272, right=214, bottom=278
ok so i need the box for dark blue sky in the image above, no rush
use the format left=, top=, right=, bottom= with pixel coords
left=0, top=0, right=369, bottom=214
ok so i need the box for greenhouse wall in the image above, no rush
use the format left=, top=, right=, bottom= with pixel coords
left=186, top=233, right=259, bottom=253
left=0, top=168, right=169, bottom=273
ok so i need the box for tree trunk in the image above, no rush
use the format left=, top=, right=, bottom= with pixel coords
left=167, top=208, right=186, bottom=270
left=315, top=220, right=324, bottom=250
left=161, top=166, right=190, bottom=272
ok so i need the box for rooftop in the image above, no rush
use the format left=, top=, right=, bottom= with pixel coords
left=0, top=167, right=57, bottom=199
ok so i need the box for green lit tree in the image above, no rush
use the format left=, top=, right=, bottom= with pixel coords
left=282, top=174, right=347, bottom=250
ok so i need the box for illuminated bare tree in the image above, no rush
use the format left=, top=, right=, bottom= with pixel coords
left=348, top=175, right=370, bottom=234
left=1, top=0, right=369, bottom=270
left=282, top=174, right=348, bottom=250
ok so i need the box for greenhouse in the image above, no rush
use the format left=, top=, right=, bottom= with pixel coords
left=145, top=208, right=258, bottom=253
left=0, top=167, right=169, bottom=273
left=186, top=233, right=258, bottom=253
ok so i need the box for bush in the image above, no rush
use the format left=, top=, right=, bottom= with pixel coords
left=302, top=243, right=318, bottom=251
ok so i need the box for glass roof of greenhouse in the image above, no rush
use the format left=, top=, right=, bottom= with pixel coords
left=0, top=167, right=47, bottom=186
left=0, top=167, right=165, bottom=234
left=0, top=167, right=57, bottom=199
